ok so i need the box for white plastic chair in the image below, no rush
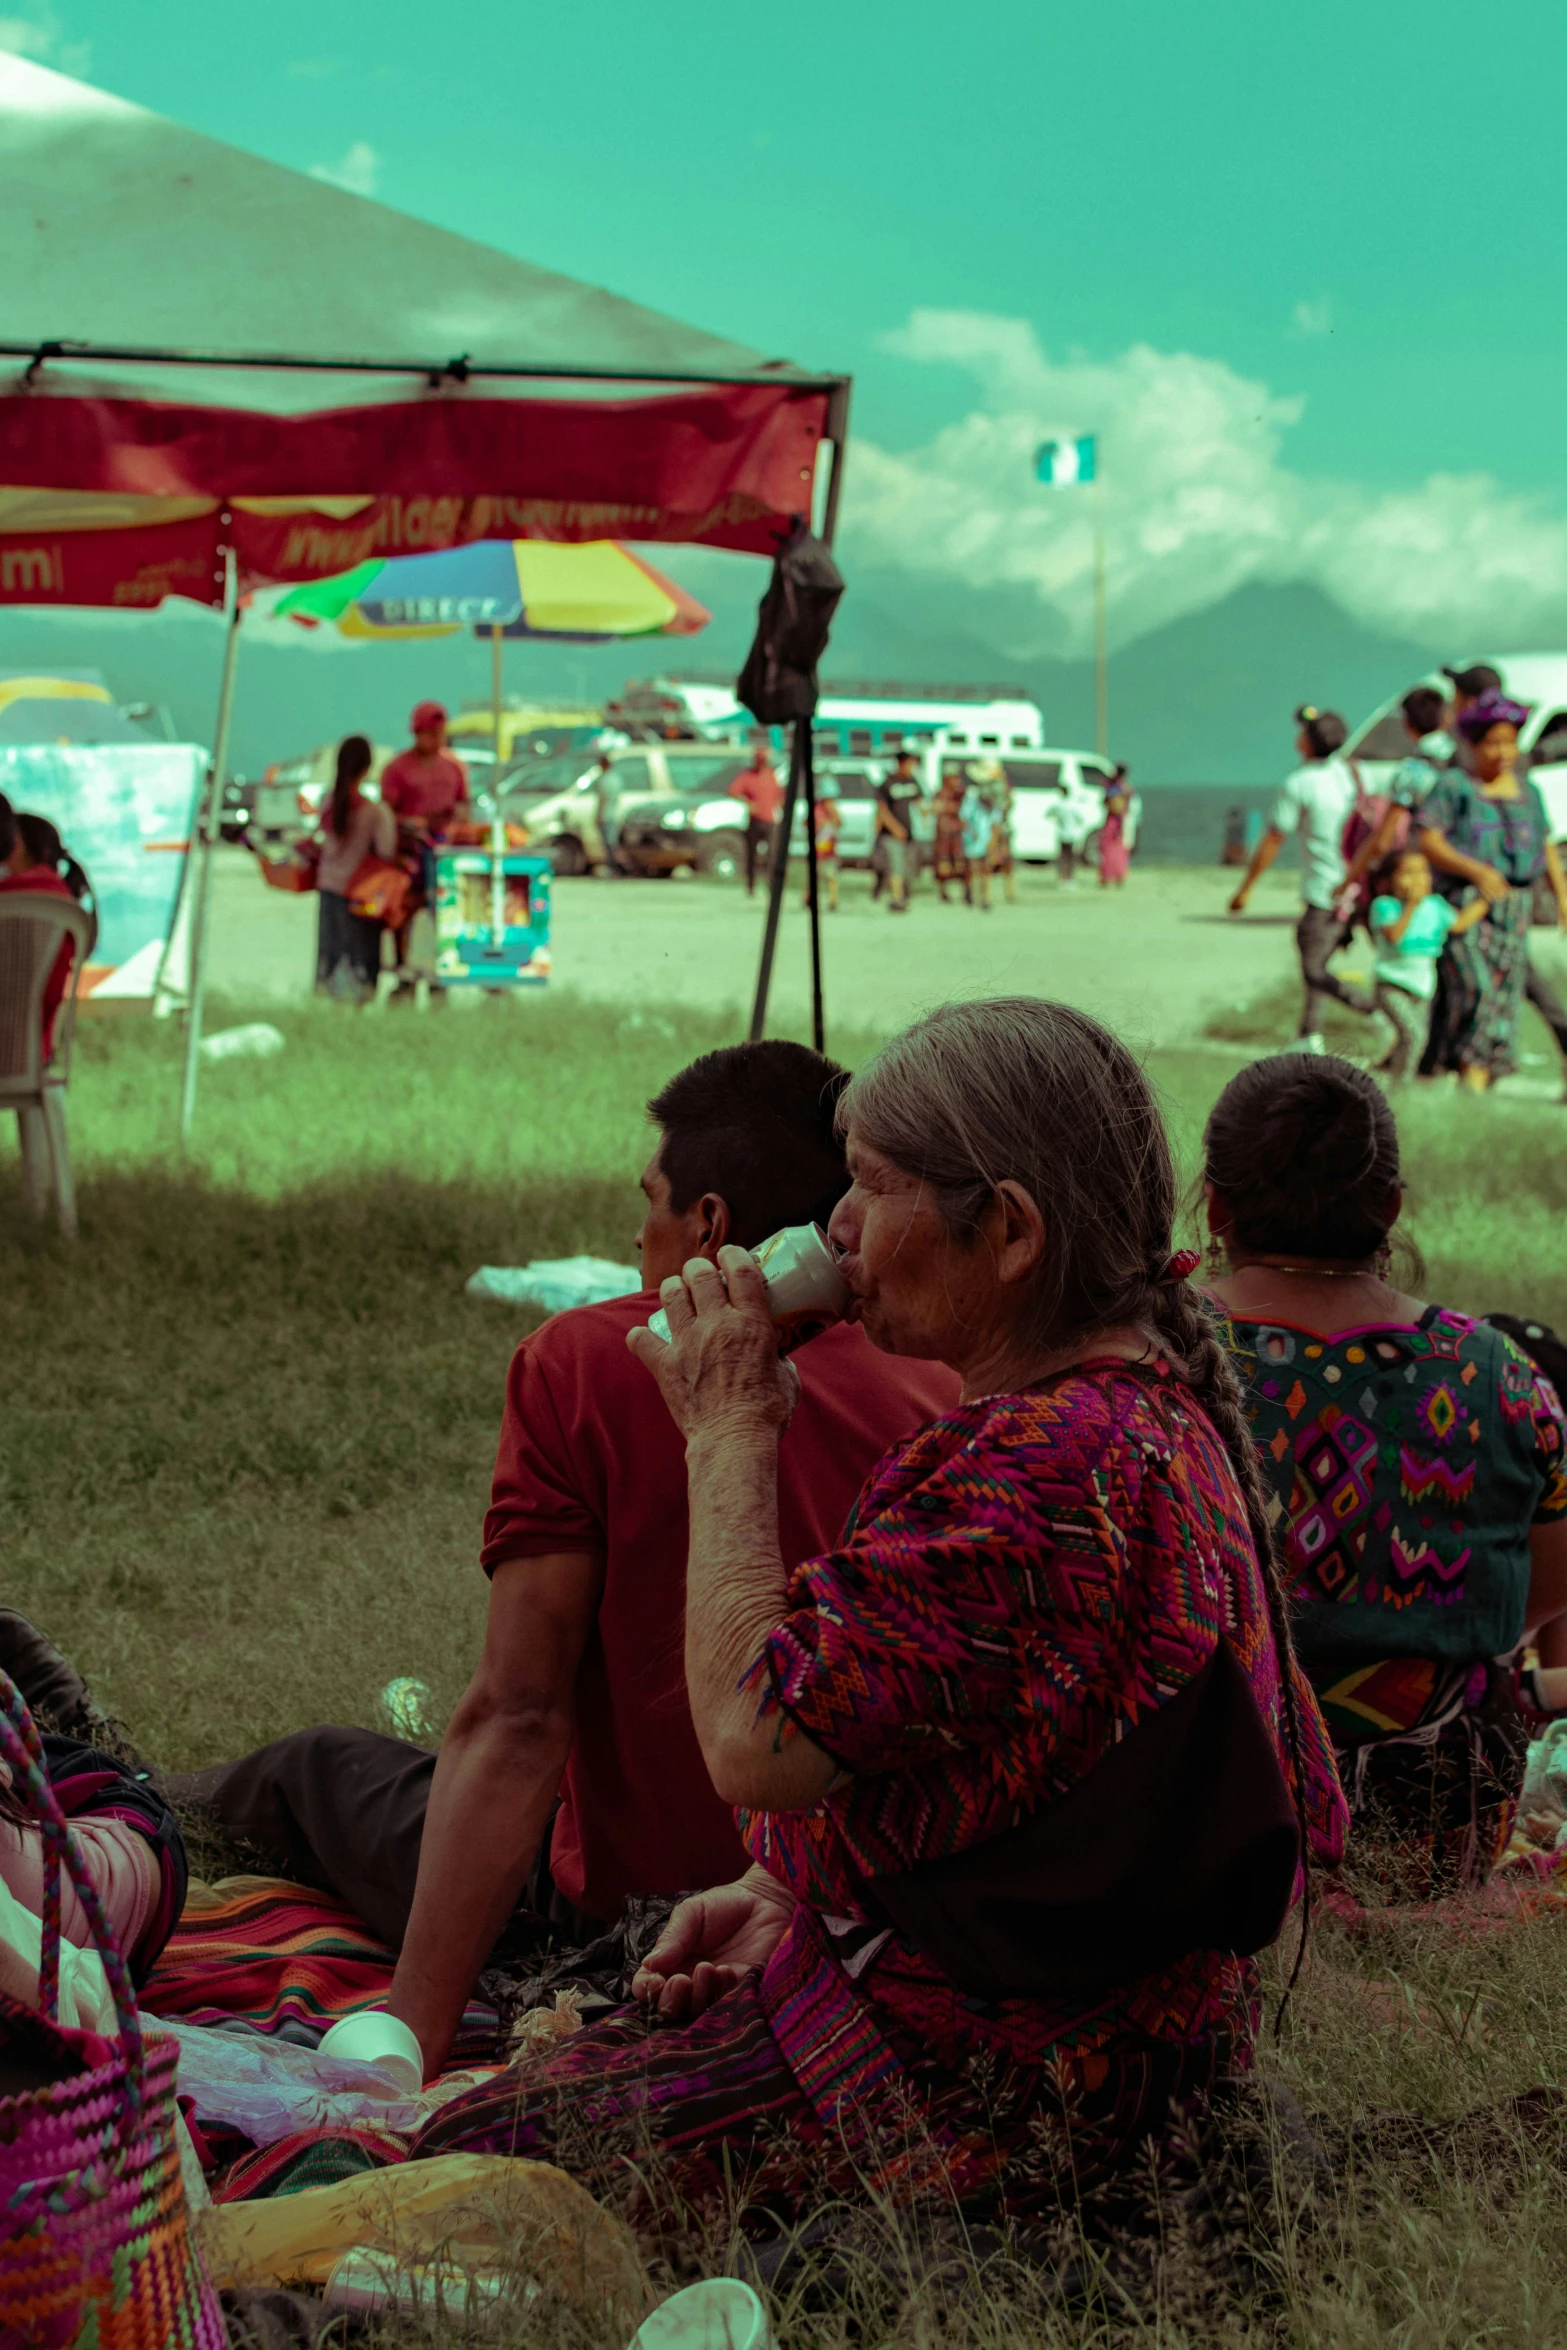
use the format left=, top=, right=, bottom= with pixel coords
left=0, top=892, right=94, bottom=1241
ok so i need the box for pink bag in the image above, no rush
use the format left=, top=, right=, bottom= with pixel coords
left=0, top=1673, right=225, bottom=2350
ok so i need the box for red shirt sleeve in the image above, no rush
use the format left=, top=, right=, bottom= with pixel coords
left=378, top=757, right=411, bottom=815
left=480, top=1331, right=606, bottom=1572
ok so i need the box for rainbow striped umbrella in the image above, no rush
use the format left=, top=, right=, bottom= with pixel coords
left=274, top=538, right=710, bottom=642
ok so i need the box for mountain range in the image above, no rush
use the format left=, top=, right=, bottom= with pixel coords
left=0, top=575, right=1454, bottom=786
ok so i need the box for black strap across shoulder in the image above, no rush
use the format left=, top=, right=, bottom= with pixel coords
left=861, top=1637, right=1300, bottom=2001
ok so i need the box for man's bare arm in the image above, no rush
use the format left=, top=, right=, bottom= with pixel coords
left=387, top=1548, right=602, bottom=2073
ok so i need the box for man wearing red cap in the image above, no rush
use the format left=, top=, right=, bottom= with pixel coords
left=380, top=701, right=472, bottom=829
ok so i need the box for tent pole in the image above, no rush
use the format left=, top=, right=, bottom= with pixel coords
left=490, top=623, right=504, bottom=775
left=178, top=558, right=242, bottom=1143
left=802, top=722, right=824, bottom=1052
left=819, top=381, right=852, bottom=548
left=747, top=378, right=850, bottom=1048
left=747, top=724, right=805, bottom=1044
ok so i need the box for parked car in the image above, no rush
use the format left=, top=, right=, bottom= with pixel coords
left=1346, top=653, right=1567, bottom=842
left=513, top=744, right=750, bottom=875
left=252, top=741, right=399, bottom=836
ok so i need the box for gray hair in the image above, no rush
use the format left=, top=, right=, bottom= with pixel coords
left=837, top=997, right=1175, bottom=1353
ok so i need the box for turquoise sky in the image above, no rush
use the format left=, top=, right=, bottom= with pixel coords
left=21, top=0, right=1566, bottom=492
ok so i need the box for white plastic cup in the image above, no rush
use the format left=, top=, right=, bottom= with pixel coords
left=325, top=2248, right=517, bottom=2317
left=645, top=1223, right=850, bottom=1358
left=629, top=2278, right=774, bottom=2350
left=316, top=2008, right=424, bottom=2095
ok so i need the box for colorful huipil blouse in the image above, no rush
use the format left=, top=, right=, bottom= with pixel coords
left=740, top=1360, right=1346, bottom=2176
left=1217, top=1306, right=1567, bottom=1744
left=1415, top=770, right=1553, bottom=900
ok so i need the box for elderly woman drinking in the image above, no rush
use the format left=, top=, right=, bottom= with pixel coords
left=412, top=1000, right=1345, bottom=2223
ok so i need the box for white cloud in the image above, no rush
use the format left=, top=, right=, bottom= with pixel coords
left=308, top=140, right=380, bottom=197
left=0, top=5, right=88, bottom=72
left=844, top=310, right=1567, bottom=655
left=1291, top=297, right=1333, bottom=337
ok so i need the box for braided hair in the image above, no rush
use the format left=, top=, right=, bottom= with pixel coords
left=839, top=1000, right=1313, bottom=1976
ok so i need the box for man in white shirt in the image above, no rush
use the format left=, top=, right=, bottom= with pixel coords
left=1227, top=704, right=1373, bottom=1052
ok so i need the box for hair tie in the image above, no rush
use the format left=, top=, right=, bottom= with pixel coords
left=1157, top=1248, right=1201, bottom=1284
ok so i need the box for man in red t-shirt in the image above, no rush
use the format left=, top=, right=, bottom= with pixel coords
left=0, top=798, right=79, bottom=1058
left=378, top=700, right=471, bottom=830
left=728, top=742, right=783, bottom=896
left=176, top=1041, right=956, bottom=2073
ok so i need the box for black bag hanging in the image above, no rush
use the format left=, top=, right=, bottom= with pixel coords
left=736, top=524, right=844, bottom=726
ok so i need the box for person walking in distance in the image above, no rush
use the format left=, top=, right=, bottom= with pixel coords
left=874, top=749, right=922, bottom=914
left=1098, top=765, right=1133, bottom=887
left=1227, top=704, right=1372, bottom=1053
left=1443, top=663, right=1567, bottom=1097
left=727, top=739, right=784, bottom=897
left=932, top=763, right=970, bottom=903
left=801, top=776, right=841, bottom=913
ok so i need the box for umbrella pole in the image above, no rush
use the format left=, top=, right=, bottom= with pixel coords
left=178, top=560, right=243, bottom=1144
left=490, top=623, right=503, bottom=776
left=747, top=724, right=805, bottom=1044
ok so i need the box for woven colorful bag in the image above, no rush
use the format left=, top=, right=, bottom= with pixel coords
left=0, top=1672, right=225, bottom=2350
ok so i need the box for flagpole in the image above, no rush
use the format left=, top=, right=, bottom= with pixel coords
left=1092, top=469, right=1108, bottom=759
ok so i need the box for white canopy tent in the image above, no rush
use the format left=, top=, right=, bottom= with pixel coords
left=0, top=55, right=850, bottom=1129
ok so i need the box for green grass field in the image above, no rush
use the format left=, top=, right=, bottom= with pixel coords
left=6, top=989, right=1567, bottom=2344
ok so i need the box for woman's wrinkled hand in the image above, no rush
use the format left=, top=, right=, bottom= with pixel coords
left=626, top=1246, right=799, bottom=1443
left=632, top=1871, right=796, bottom=2024
left=1475, top=863, right=1510, bottom=906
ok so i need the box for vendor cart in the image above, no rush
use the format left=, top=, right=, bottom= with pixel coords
left=432, top=839, right=552, bottom=990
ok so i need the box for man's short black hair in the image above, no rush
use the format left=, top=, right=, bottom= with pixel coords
left=1401, top=685, right=1447, bottom=738
left=0, top=791, right=12, bottom=862
left=648, top=1040, right=851, bottom=1245
left=1443, top=662, right=1502, bottom=700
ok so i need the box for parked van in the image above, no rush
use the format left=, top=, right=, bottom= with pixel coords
left=992, top=749, right=1134, bottom=863
left=1346, top=654, right=1567, bottom=840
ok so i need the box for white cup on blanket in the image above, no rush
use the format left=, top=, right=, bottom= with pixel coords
left=317, top=2008, right=423, bottom=2096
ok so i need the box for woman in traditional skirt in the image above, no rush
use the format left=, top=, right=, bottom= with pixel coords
left=1202, top=1053, right=1567, bottom=1896
left=931, top=762, right=970, bottom=902
left=406, top=1002, right=1345, bottom=2228
left=1415, top=691, right=1567, bottom=1090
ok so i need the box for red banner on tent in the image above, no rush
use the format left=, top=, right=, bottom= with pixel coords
left=0, top=379, right=829, bottom=605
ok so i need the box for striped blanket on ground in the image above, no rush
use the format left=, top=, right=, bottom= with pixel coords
left=140, top=1876, right=501, bottom=2199
left=141, top=1874, right=498, bottom=2056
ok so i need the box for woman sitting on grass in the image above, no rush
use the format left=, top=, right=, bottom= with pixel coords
left=411, top=1000, right=1345, bottom=2224
left=1202, top=1054, right=1567, bottom=1896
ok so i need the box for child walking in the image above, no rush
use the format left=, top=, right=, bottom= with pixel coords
left=1369, top=848, right=1488, bottom=1077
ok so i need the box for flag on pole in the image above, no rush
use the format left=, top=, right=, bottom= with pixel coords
left=1035, top=434, right=1097, bottom=486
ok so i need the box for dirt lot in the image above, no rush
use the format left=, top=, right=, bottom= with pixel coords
left=199, top=850, right=1316, bottom=1050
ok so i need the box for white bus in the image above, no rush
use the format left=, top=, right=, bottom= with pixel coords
left=611, top=677, right=1045, bottom=758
